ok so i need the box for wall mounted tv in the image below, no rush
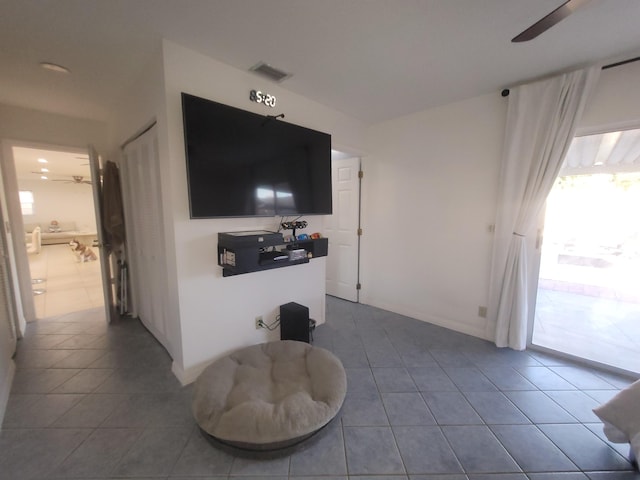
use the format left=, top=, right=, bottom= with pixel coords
left=181, top=92, right=333, bottom=218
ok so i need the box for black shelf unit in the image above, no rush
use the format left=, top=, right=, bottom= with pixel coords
left=218, top=231, right=328, bottom=277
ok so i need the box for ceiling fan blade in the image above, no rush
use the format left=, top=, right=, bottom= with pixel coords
left=512, top=0, right=590, bottom=43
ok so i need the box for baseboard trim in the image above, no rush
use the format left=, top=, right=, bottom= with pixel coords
left=171, top=360, right=209, bottom=386
left=0, top=359, right=16, bottom=429
left=360, top=298, right=490, bottom=342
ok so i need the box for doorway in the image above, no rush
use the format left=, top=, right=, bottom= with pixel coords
left=12, top=145, right=105, bottom=320
left=532, top=128, right=640, bottom=374
left=325, top=153, right=361, bottom=302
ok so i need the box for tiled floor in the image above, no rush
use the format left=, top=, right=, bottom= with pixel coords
left=1, top=297, right=639, bottom=479
left=28, top=243, right=104, bottom=319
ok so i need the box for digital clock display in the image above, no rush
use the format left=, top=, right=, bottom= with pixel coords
left=250, top=89, right=276, bottom=108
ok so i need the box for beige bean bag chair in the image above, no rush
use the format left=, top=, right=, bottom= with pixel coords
left=192, top=340, right=347, bottom=451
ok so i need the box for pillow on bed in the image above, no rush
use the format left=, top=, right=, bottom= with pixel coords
left=593, top=379, right=640, bottom=461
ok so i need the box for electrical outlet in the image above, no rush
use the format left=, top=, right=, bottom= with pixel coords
left=478, top=306, right=488, bottom=318
left=255, top=316, right=263, bottom=329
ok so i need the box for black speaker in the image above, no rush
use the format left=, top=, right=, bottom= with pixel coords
left=280, top=302, right=310, bottom=343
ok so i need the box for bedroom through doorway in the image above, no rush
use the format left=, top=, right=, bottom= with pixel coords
left=14, top=145, right=105, bottom=320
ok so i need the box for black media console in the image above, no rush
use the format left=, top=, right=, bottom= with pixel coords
left=217, top=230, right=328, bottom=277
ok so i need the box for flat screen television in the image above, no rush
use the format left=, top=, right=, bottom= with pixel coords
left=181, top=92, right=332, bottom=218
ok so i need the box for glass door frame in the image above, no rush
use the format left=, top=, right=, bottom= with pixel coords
left=526, top=123, right=640, bottom=378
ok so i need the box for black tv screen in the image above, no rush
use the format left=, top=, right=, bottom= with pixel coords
left=182, top=93, right=333, bottom=218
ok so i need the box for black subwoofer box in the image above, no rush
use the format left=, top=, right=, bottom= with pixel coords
left=280, top=302, right=310, bottom=343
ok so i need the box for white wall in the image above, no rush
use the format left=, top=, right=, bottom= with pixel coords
left=361, top=59, right=640, bottom=344
left=0, top=105, right=108, bottom=153
left=110, top=43, right=186, bottom=369
left=19, top=178, right=97, bottom=230
left=111, top=40, right=367, bottom=383
left=163, top=41, right=367, bottom=381
left=361, top=93, right=507, bottom=339
left=580, top=60, right=640, bottom=132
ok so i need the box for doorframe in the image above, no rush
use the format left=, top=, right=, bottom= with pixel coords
left=326, top=149, right=363, bottom=303
left=0, top=162, right=19, bottom=350
left=356, top=156, right=363, bottom=303
left=0, top=139, right=109, bottom=328
left=525, top=120, right=640, bottom=378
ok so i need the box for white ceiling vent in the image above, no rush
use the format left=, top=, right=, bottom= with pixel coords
left=249, top=62, right=291, bottom=82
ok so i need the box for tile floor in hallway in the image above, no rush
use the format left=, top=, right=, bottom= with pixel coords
left=28, top=243, right=104, bottom=319
left=1, top=297, right=639, bottom=479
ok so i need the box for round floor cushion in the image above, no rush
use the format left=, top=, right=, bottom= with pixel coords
left=192, top=340, right=347, bottom=450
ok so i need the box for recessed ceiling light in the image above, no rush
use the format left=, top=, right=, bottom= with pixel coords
left=40, top=176, right=48, bottom=180
left=40, top=62, right=70, bottom=74
left=37, top=158, right=48, bottom=163
left=40, top=167, right=49, bottom=172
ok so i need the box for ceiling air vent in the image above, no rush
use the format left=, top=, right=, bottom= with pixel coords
left=249, top=62, right=291, bottom=83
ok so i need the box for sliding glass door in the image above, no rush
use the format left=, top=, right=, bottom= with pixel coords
left=531, top=128, right=640, bottom=374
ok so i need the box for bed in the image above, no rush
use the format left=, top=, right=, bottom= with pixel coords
left=24, top=221, right=97, bottom=246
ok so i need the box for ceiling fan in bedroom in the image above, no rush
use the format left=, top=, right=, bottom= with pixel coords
left=512, top=0, right=589, bottom=42
left=53, top=175, right=93, bottom=185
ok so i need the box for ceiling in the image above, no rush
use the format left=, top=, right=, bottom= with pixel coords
left=0, top=0, right=640, bottom=125
left=13, top=146, right=91, bottom=184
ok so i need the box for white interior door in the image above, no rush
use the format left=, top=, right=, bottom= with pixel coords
left=0, top=205, right=17, bottom=353
left=88, top=146, right=113, bottom=323
left=0, top=198, right=17, bottom=423
left=121, top=125, right=170, bottom=350
left=325, top=157, right=360, bottom=302
left=0, top=160, right=18, bottom=346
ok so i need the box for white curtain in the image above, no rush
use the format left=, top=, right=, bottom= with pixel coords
left=488, top=65, right=601, bottom=350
